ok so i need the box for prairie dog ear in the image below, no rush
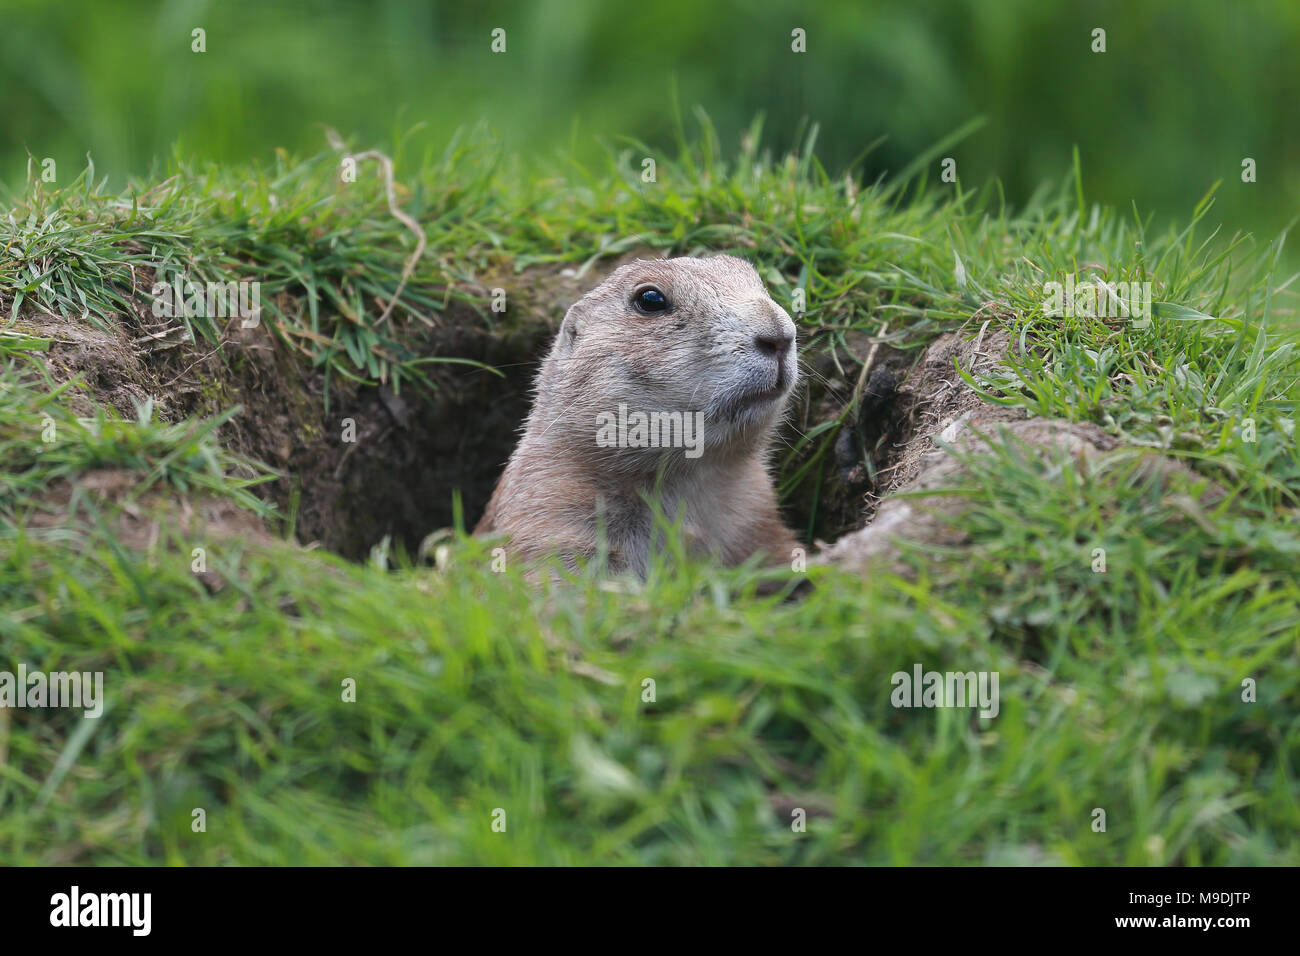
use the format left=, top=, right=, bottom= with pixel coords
left=554, top=300, right=586, bottom=355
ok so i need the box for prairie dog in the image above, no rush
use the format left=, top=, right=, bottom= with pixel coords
left=475, top=255, right=799, bottom=576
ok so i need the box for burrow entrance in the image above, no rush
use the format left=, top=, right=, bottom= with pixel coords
left=20, top=261, right=1005, bottom=562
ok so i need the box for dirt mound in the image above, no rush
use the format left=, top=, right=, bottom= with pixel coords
left=819, top=416, right=1117, bottom=572
left=814, top=326, right=1110, bottom=570
left=782, top=322, right=1020, bottom=543
left=814, top=327, right=1227, bottom=572
left=878, top=325, right=1018, bottom=494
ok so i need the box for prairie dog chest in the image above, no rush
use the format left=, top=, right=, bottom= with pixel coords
left=600, top=472, right=746, bottom=574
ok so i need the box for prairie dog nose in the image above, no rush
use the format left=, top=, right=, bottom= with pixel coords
left=754, top=329, right=795, bottom=357
left=752, top=298, right=797, bottom=358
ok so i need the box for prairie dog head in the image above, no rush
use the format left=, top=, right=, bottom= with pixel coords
left=537, top=255, right=798, bottom=459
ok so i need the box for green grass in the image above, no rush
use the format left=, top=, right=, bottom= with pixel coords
left=0, top=122, right=1297, bottom=864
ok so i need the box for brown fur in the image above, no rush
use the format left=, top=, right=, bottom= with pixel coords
left=475, top=255, right=799, bottom=577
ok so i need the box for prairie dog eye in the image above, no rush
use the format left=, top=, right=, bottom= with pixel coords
left=632, top=285, right=669, bottom=315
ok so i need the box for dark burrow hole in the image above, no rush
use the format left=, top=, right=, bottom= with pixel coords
left=779, top=344, right=919, bottom=545
left=278, top=323, right=551, bottom=561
